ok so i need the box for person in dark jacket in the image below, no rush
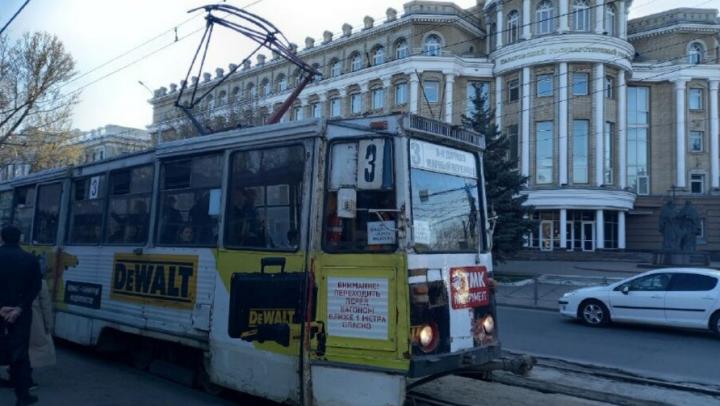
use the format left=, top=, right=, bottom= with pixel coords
left=0, top=225, right=42, bottom=406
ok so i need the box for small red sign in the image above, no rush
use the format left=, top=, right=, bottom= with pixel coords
left=450, top=266, right=490, bottom=309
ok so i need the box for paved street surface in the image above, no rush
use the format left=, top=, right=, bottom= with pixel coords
left=0, top=342, right=269, bottom=406
left=498, top=306, right=720, bottom=387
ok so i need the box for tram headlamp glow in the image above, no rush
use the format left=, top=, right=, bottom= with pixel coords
left=419, top=325, right=434, bottom=347
left=414, top=323, right=439, bottom=353
left=482, top=315, right=495, bottom=335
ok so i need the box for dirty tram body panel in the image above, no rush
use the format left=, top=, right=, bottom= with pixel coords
left=0, top=114, right=499, bottom=405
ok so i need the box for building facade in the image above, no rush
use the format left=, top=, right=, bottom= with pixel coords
left=147, top=1, right=720, bottom=253
left=73, top=125, right=152, bottom=164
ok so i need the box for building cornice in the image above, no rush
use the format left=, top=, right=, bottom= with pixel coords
left=628, top=23, right=720, bottom=41
left=523, top=188, right=636, bottom=211
left=630, top=62, right=720, bottom=82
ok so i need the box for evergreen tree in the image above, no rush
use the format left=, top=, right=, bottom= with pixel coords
left=463, top=89, right=535, bottom=262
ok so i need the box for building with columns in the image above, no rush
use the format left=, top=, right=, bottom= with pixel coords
left=147, top=1, right=720, bottom=253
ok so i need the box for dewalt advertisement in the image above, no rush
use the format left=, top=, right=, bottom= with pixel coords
left=111, top=253, right=198, bottom=309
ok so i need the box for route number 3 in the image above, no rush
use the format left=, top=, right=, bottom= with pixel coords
left=357, top=139, right=384, bottom=190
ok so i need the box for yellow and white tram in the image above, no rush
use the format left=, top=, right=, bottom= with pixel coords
left=0, top=114, right=500, bottom=406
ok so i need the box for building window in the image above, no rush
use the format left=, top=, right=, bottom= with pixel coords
left=536, top=121, right=554, bottom=184
left=604, top=4, right=615, bottom=35
left=604, top=122, right=614, bottom=184
left=572, top=72, right=589, bottom=95
left=537, top=74, right=553, bottom=97
left=603, top=211, right=618, bottom=249
left=330, top=97, right=341, bottom=117
left=689, top=88, right=703, bottom=110
left=373, top=46, right=385, bottom=65
left=423, top=34, right=442, bottom=56
left=688, top=42, right=704, bottom=64
left=372, top=88, right=385, bottom=110
left=508, top=78, right=520, bottom=102
left=395, top=82, right=408, bottom=105
left=312, top=102, right=322, bottom=118
left=690, top=131, right=704, bottom=152
left=605, top=76, right=614, bottom=99
left=395, top=39, right=408, bottom=59
left=536, top=1, right=554, bottom=35
left=350, top=93, right=362, bottom=114
left=572, top=120, right=589, bottom=183
left=330, top=59, right=342, bottom=77
left=690, top=173, right=705, bottom=194
left=507, top=10, right=520, bottom=44
left=278, top=76, right=288, bottom=92
left=627, top=87, right=649, bottom=192
left=292, top=106, right=303, bottom=121
left=351, top=53, right=363, bottom=72
left=572, top=0, right=590, bottom=31
left=423, top=80, right=440, bottom=103
left=698, top=219, right=705, bottom=241
left=466, top=81, right=489, bottom=115
left=489, top=24, right=496, bottom=52
left=262, top=80, right=271, bottom=96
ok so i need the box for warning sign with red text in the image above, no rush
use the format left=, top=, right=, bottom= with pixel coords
left=450, top=266, right=490, bottom=309
left=327, top=277, right=389, bottom=340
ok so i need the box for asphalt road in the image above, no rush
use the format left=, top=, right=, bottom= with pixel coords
left=498, top=305, right=720, bottom=387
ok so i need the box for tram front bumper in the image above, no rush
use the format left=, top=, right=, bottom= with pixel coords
left=408, top=343, right=502, bottom=378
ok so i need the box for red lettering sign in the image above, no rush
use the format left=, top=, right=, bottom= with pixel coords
left=450, top=266, right=490, bottom=309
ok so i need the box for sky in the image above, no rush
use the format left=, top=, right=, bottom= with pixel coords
left=2, top=0, right=713, bottom=131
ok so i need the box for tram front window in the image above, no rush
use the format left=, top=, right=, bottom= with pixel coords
left=409, top=140, right=482, bottom=253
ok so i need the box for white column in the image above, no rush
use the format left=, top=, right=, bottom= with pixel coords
left=675, top=79, right=687, bottom=188
left=594, top=63, right=605, bottom=186
left=617, top=1, right=627, bottom=40
left=495, top=76, right=503, bottom=129
left=444, top=73, right=455, bottom=123
left=522, top=0, right=532, bottom=40
left=594, top=0, right=604, bottom=34
left=618, top=211, right=626, bottom=249
left=382, top=76, right=392, bottom=113
left=558, top=0, right=569, bottom=33
left=560, top=209, right=568, bottom=250
left=521, top=67, right=531, bottom=178
left=596, top=209, right=605, bottom=249
left=710, top=80, right=719, bottom=189
left=496, top=4, right=504, bottom=50
left=409, top=73, right=420, bottom=114
left=618, top=71, right=627, bottom=189
left=559, top=63, right=569, bottom=184
left=318, top=93, right=327, bottom=117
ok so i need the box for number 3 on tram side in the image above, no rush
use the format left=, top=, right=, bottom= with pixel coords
left=0, top=114, right=498, bottom=406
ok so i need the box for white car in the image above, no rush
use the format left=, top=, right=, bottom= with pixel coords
left=559, top=268, right=720, bottom=336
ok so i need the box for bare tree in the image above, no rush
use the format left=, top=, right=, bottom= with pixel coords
left=0, top=31, right=77, bottom=144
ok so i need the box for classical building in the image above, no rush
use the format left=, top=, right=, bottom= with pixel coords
left=147, top=1, right=720, bottom=253
left=73, top=124, right=152, bottom=164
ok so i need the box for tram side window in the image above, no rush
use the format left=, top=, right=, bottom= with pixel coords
left=106, top=165, right=153, bottom=244
left=157, top=154, right=223, bottom=245
left=68, top=176, right=105, bottom=244
left=13, top=186, right=35, bottom=244
left=0, top=191, right=12, bottom=226
left=33, top=183, right=62, bottom=244
left=225, top=145, right=305, bottom=250
left=324, top=139, right=396, bottom=252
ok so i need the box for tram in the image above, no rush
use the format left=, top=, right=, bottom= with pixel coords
left=0, top=114, right=502, bottom=405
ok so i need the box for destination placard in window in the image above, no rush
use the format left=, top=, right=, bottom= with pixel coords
left=409, top=139, right=476, bottom=178
left=327, top=277, right=389, bottom=340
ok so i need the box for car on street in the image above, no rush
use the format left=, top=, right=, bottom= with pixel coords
left=558, top=268, right=720, bottom=336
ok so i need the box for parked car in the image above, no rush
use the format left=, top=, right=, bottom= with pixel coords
left=559, top=268, right=720, bottom=336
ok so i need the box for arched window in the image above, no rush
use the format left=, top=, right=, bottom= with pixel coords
left=572, top=0, right=590, bottom=32
left=604, top=4, right=615, bottom=35
left=277, top=74, right=287, bottom=92
left=373, top=46, right=385, bottom=65
left=688, top=42, right=704, bottom=64
left=312, top=63, right=322, bottom=82
left=261, top=79, right=271, bottom=96
left=423, top=34, right=442, bottom=56
left=330, top=58, right=342, bottom=77
left=247, top=83, right=256, bottom=99
left=536, top=1, right=554, bottom=35
left=231, top=86, right=240, bottom=101
left=351, top=53, right=363, bottom=72
left=395, top=39, right=409, bottom=59
left=218, top=90, right=227, bottom=106
left=488, top=24, right=496, bottom=51
left=507, top=10, right=520, bottom=43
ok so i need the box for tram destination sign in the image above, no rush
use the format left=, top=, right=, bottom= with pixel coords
left=327, top=277, right=389, bottom=340
left=111, top=254, right=198, bottom=309
left=410, top=139, right=477, bottom=179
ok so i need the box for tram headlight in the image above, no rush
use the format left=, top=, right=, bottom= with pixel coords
left=482, top=315, right=495, bottom=335
left=416, top=323, right=439, bottom=353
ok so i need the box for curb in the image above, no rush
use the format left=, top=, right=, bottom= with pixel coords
left=496, top=303, right=557, bottom=312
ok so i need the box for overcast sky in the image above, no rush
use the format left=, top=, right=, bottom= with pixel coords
left=2, top=0, right=715, bottom=131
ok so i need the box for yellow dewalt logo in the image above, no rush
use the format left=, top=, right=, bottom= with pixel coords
left=248, top=308, right=295, bottom=327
